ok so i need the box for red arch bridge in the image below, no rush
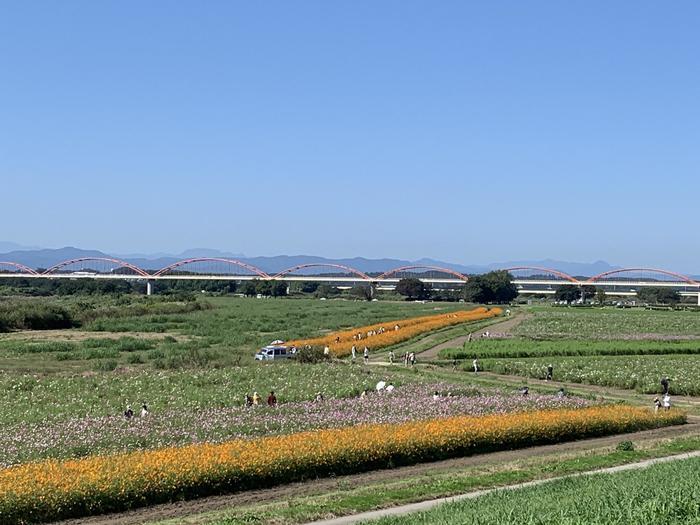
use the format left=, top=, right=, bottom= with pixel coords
left=0, top=258, right=698, bottom=303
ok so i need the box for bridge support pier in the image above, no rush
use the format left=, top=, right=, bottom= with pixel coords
left=146, top=280, right=154, bottom=296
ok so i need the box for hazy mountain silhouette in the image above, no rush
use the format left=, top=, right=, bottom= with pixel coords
left=0, top=244, right=622, bottom=277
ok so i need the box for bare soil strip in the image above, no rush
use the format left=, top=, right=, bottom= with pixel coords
left=51, top=420, right=700, bottom=525
left=306, top=450, right=700, bottom=525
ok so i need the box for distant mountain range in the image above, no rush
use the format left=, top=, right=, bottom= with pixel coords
left=0, top=244, right=623, bottom=277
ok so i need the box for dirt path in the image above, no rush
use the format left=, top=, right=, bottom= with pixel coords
left=52, top=420, right=700, bottom=525
left=417, top=313, right=529, bottom=360
left=306, top=450, right=700, bottom=525
left=474, top=371, right=700, bottom=410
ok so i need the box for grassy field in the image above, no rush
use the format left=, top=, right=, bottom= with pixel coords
left=369, top=455, right=700, bottom=524
left=514, top=306, right=700, bottom=339
left=0, top=297, right=475, bottom=371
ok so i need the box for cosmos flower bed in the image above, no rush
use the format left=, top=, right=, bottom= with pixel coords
left=1, top=384, right=591, bottom=466
left=287, top=307, right=502, bottom=356
left=0, top=405, right=684, bottom=524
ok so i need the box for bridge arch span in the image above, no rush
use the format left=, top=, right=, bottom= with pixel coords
left=42, top=257, right=150, bottom=277
left=0, top=261, right=38, bottom=275
left=502, top=266, right=580, bottom=284
left=153, top=258, right=270, bottom=278
left=586, top=268, right=698, bottom=285
left=273, top=263, right=371, bottom=281
left=378, top=265, right=469, bottom=282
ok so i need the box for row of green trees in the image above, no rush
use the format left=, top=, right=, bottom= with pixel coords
left=553, top=284, right=682, bottom=305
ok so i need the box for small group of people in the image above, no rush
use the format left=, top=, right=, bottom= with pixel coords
left=654, top=394, right=672, bottom=412
left=352, top=326, right=391, bottom=342
left=244, top=390, right=277, bottom=407
left=124, top=403, right=149, bottom=419
left=350, top=345, right=370, bottom=363
left=402, top=352, right=416, bottom=367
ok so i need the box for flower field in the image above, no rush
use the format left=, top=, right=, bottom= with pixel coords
left=482, top=355, right=700, bottom=395
left=441, top=338, right=700, bottom=360
left=0, top=405, right=684, bottom=524
left=514, top=307, right=700, bottom=339
left=287, top=307, right=502, bottom=356
left=1, top=384, right=591, bottom=466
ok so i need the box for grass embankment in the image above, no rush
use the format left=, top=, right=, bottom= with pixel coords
left=0, top=406, right=684, bottom=524
left=369, top=454, right=700, bottom=524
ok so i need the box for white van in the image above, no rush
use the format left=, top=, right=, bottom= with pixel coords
left=255, top=345, right=290, bottom=361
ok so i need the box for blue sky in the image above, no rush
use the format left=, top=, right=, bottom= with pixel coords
left=2, top=2, right=699, bottom=270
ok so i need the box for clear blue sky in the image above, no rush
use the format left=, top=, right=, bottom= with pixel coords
left=2, top=2, right=699, bottom=270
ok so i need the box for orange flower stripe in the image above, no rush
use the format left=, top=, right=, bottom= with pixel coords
left=287, top=307, right=502, bottom=356
left=0, top=405, right=684, bottom=524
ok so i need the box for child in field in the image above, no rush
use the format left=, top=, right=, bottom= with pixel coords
left=267, top=391, right=277, bottom=407
left=653, top=397, right=661, bottom=413
left=124, top=405, right=134, bottom=419
left=252, top=392, right=261, bottom=405
left=245, top=394, right=253, bottom=407
left=140, top=403, right=149, bottom=417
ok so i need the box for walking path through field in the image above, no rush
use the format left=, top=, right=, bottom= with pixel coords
left=52, top=420, right=700, bottom=525
left=415, top=312, right=529, bottom=361
left=305, top=450, right=700, bottom=525
left=473, top=371, right=700, bottom=410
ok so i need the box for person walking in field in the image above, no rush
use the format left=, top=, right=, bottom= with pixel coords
left=409, top=352, right=416, bottom=367
left=267, top=391, right=277, bottom=407
left=663, top=393, right=671, bottom=411
left=389, top=350, right=395, bottom=364
left=653, top=397, right=662, bottom=413
left=661, top=377, right=670, bottom=395
left=245, top=394, right=253, bottom=407
left=252, top=392, right=261, bottom=406
left=546, top=364, right=553, bottom=381
left=472, top=357, right=479, bottom=374
left=351, top=345, right=357, bottom=362
left=467, top=333, right=473, bottom=343
left=324, top=346, right=330, bottom=356
left=452, top=359, right=458, bottom=371
left=363, top=346, right=369, bottom=364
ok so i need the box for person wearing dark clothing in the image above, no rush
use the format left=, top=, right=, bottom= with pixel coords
left=546, top=364, right=553, bottom=381
left=124, top=405, right=134, bottom=419
left=267, top=391, right=277, bottom=407
left=661, top=377, right=670, bottom=395
left=520, top=386, right=529, bottom=397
